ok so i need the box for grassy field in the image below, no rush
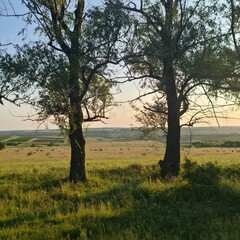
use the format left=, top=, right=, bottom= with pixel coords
left=0, top=139, right=240, bottom=239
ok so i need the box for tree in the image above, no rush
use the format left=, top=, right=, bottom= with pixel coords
left=3, top=0, right=128, bottom=182
left=122, top=0, right=240, bottom=178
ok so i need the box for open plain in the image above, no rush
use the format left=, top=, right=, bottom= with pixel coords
left=0, top=129, right=240, bottom=239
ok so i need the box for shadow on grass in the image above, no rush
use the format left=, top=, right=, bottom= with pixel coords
left=1, top=162, right=240, bottom=239
left=78, top=161, right=240, bottom=240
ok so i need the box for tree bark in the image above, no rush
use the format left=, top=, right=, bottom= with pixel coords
left=69, top=120, right=86, bottom=182
left=160, top=107, right=181, bottom=178
left=68, top=55, right=87, bottom=182
left=160, top=58, right=181, bottom=178
left=68, top=86, right=87, bottom=182
left=158, top=1, right=181, bottom=178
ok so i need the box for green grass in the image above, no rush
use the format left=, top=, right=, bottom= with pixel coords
left=0, top=144, right=240, bottom=239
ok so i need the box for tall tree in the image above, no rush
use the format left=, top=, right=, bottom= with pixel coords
left=6, top=0, right=128, bottom=182
left=122, top=0, right=240, bottom=178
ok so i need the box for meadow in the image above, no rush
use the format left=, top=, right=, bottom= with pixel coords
left=0, top=136, right=240, bottom=239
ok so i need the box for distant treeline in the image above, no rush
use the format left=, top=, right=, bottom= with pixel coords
left=192, top=141, right=240, bottom=148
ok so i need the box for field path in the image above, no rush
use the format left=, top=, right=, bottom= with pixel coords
left=3, top=136, right=19, bottom=141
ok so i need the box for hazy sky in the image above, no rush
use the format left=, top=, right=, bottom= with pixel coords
left=0, top=1, right=240, bottom=130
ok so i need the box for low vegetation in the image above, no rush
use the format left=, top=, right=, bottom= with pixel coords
left=0, top=141, right=239, bottom=239
left=0, top=141, right=6, bottom=150
left=192, top=140, right=240, bottom=148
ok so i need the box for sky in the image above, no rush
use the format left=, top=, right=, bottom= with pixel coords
left=0, top=0, right=240, bottom=131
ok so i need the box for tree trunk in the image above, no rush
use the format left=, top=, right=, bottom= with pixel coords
left=160, top=58, right=181, bottom=178
left=69, top=122, right=87, bottom=182
left=160, top=107, right=181, bottom=178
left=68, top=55, right=87, bottom=182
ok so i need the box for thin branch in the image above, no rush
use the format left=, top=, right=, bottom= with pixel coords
left=0, top=42, right=11, bottom=47
left=230, top=0, right=240, bottom=59
left=7, top=0, right=17, bottom=15
left=130, top=89, right=159, bottom=103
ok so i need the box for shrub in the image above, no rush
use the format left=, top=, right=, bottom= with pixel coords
left=0, top=142, right=6, bottom=150
left=6, top=142, right=19, bottom=146
left=221, top=141, right=240, bottom=148
left=48, top=142, right=55, bottom=147
left=183, top=159, right=221, bottom=185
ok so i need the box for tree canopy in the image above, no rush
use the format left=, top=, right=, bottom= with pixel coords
left=119, top=0, right=240, bottom=177
left=1, top=42, right=115, bottom=128
left=0, top=49, right=32, bottom=106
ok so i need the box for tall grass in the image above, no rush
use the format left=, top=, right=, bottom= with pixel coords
left=0, top=143, right=240, bottom=239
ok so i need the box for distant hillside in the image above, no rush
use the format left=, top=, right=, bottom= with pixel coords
left=0, top=126, right=240, bottom=143
left=0, top=129, right=61, bottom=137
left=180, top=126, right=240, bottom=143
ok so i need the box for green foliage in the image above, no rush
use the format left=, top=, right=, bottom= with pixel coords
left=27, top=151, right=34, bottom=156
left=222, top=141, right=240, bottom=147
left=48, top=141, right=55, bottom=147
left=134, top=99, right=167, bottom=139
left=6, top=142, right=20, bottom=146
left=192, top=140, right=240, bottom=148
left=183, top=159, right=221, bottom=185
left=0, top=49, right=31, bottom=106
left=0, top=141, right=6, bottom=150
left=82, top=76, right=115, bottom=121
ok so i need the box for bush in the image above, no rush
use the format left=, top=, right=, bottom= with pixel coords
left=48, top=142, right=55, bottom=147
left=27, top=151, right=34, bottom=156
left=6, top=142, right=19, bottom=146
left=0, top=142, right=6, bottom=150
left=183, top=159, right=221, bottom=185
left=221, top=141, right=240, bottom=148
